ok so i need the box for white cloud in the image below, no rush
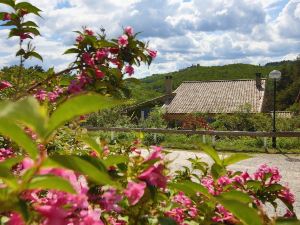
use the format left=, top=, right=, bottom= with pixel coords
left=0, top=0, right=298, bottom=77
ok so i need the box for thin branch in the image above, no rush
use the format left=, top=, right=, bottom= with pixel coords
left=16, top=66, right=79, bottom=100
left=26, top=66, right=79, bottom=92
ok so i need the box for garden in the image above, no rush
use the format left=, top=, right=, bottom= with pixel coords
left=0, top=1, right=299, bottom=224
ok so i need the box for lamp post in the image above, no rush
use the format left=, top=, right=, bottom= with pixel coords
left=269, top=70, right=281, bottom=148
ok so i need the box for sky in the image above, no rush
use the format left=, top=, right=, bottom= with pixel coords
left=0, top=0, right=300, bottom=78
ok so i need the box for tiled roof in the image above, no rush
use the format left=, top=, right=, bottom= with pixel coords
left=165, top=79, right=266, bottom=114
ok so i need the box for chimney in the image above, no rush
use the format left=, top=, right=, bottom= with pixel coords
left=165, top=76, right=173, bottom=95
left=256, top=73, right=262, bottom=88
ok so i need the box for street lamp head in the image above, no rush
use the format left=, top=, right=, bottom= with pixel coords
left=269, top=70, right=281, bottom=80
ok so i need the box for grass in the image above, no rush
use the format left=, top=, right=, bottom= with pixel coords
left=88, top=131, right=300, bottom=154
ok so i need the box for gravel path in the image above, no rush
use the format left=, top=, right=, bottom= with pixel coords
left=165, top=150, right=300, bottom=217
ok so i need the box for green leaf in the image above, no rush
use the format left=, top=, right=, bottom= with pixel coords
left=28, top=175, right=76, bottom=194
left=0, top=97, right=47, bottom=138
left=158, top=217, right=177, bottom=225
left=16, top=48, right=26, bottom=57
left=96, top=40, right=117, bottom=48
left=48, top=155, right=116, bottom=186
left=0, top=162, right=17, bottom=186
left=0, top=119, right=38, bottom=159
left=46, top=94, right=121, bottom=138
left=15, top=200, right=30, bottom=222
left=169, top=181, right=211, bottom=199
left=25, top=51, right=43, bottom=61
left=0, top=0, right=15, bottom=8
left=22, top=27, right=40, bottom=36
left=246, top=180, right=262, bottom=191
left=0, top=156, right=24, bottom=169
left=199, top=144, right=221, bottom=165
left=103, top=155, right=129, bottom=168
left=0, top=161, right=20, bottom=189
left=15, top=2, right=42, bottom=16
left=218, top=191, right=252, bottom=204
left=1, top=20, right=16, bottom=26
left=266, top=183, right=284, bottom=192
left=276, top=218, right=300, bottom=225
left=216, top=195, right=262, bottom=225
left=21, top=21, right=39, bottom=28
left=81, top=136, right=102, bottom=155
left=63, top=48, right=81, bottom=55
left=211, top=163, right=226, bottom=179
left=223, top=153, right=252, bottom=166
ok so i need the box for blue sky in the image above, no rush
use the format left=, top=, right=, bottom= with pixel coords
left=0, top=0, right=299, bottom=78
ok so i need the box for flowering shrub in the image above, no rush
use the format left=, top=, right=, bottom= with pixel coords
left=0, top=1, right=298, bottom=225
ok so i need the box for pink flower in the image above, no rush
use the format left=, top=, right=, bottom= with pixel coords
left=77, top=72, right=92, bottom=85
left=36, top=205, right=67, bottom=225
left=254, top=164, right=281, bottom=184
left=212, top=205, right=234, bottom=223
left=188, top=206, right=198, bottom=218
left=118, top=35, right=128, bottom=47
left=109, top=47, right=119, bottom=54
left=24, top=127, right=37, bottom=140
left=138, top=164, right=167, bottom=189
left=103, top=146, right=110, bottom=156
left=48, top=92, right=59, bottom=102
left=84, top=29, right=94, bottom=36
left=145, top=146, right=163, bottom=162
left=124, top=181, right=146, bottom=205
left=100, top=188, right=122, bottom=212
left=107, top=217, right=127, bottom=225
left=165, top=208, right=185, bottom=224
left=0, top=148, right=14, bottom=162
left=201, top=176, right=216, bottom=195
left=82, top=209, right=104, bottom=225
left=68, top=81, right=83, bottom=94
left=95, top=49, right=107, bottom=61
left=82, top=53, right=95, bottom=66
left=0, top=80, right=12, bottom=90
left=124, top=26, right=134, bottom=36
left=76, top=35, right=84, bottom=43
left=147, top=49, right=157, bottom=58
left=20, top=33, right=31, bottom=40
left=241, top=171, right=250, bottom=181
left=21, top=157, right=34, bottom=170
left=173, top=191, right=192, bottom=207
left=3, top=13, right=11, bottom=21
left=284, top=209, right=295, bottom=218
left=90, top=150, right=98, bottom=157
left=8, top=212, right=25, bottom=225
left=217, top=176, right=232, bottom=186
left=95, top=69, right=105, bottom=79
left=110, top=58, right=122, bottom=69
left=125, top=65, right=134, bottom=76
left=279, top=187, right=295, bottom=204
left=34, top=89, right=47, bottom=101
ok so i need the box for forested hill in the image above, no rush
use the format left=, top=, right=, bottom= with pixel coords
left=130, top=59, right=300, bottom=112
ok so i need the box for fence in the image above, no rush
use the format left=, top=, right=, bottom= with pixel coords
left=84, top=126, right=300, bottom=149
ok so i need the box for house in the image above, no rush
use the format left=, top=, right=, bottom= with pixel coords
left=164, top=75, right=266, bottom=121
left=125, top=74, right=267, bottom=122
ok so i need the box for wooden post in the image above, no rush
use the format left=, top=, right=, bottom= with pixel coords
left=264, top=137, right=267, bottom=149
left=212, top=135, right=216, bottom=148
left=141, top=110, right=145, bottom=121
left=202, top=135, right=206, bottom=144
left=111, top=131, right=115, bottom=142
left=154, top=133, right=157, bottom=144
